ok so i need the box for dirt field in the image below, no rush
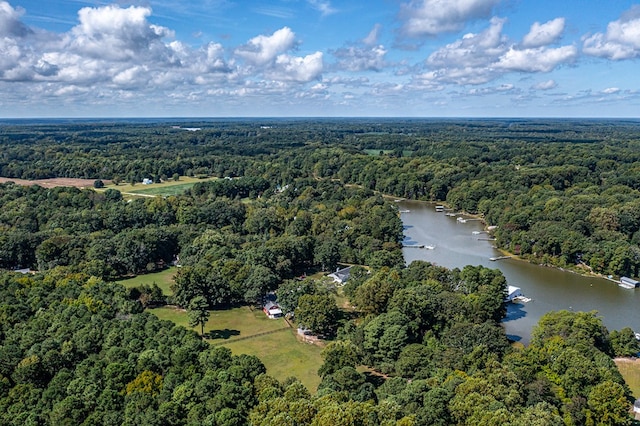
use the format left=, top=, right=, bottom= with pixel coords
left=0, top=177, right=107, bottom=189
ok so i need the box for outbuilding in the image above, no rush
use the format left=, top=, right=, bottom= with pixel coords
left=505, top=286, right=523, bottom=302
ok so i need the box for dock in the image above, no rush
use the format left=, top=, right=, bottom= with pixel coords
left=489, top=256, right=511, bottom=261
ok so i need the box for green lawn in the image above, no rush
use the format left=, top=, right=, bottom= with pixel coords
left=150, top=305, right=324, bottom=391
left=615, top=359, right=640, bottom=398
left=102, top=176, right=218, bottom=197
left=117, top=267, right=177, bottom=296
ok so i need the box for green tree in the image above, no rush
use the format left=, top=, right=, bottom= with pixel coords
left=188, top=296, right=210, bottom=337
left=295, top=294, right=340, bottom=337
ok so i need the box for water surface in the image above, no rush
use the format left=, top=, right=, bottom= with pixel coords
left=399, top=200, right=640, bottom=344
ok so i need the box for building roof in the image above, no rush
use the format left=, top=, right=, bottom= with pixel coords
left=328, top=266, right=353, bottom=284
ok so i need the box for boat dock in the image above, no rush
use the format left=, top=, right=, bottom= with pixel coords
left=490, top=256, right=512, bottom=261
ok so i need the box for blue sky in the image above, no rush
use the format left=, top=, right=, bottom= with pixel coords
left=1, top=0, right=639, bottom=117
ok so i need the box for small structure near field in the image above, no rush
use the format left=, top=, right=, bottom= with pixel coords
left=262, top=293, right=283, bottom=319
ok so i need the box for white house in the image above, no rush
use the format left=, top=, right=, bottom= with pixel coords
left=328, top=266, right=352, bottom=285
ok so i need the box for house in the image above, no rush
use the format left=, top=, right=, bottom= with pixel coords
left=263, top=293, right=283, bottom=318
left=328, top=266, right=352, bottom=285
left=142, top=178, right=153, bottom=185
left=263, top=301, right=283, bottom=319
left=505, top=286, right=523, bottom=302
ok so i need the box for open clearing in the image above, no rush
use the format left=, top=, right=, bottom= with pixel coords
left=614, top=358, right=640, bottom=398
left=103, top=176, right=218, bottom=197
left=150, top=305, right=324, bottom=391
left=117, top=267, right=177, bottom=296
left=0, top=177, right=105, bottom=188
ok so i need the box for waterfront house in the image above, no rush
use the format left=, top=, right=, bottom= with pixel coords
left=505, top=286, right=523, bottom=302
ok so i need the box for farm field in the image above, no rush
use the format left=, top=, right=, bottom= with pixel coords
left=151, top=305, right=324, bottom=391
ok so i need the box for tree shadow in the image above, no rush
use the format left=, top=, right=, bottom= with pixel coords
left=206, top=328, right=240, bottom=339
left=503, top=302, right=526, bottom=322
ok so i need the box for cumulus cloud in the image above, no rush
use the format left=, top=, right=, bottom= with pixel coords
left=235, top=27, right=296, bottom=66
left=420, top=16, right=576, bottom=86
left=0, top=1, right=30, bottom=37
left=496, top=45, right=577, bottom=72
left=532, top=79, right=557, bottom=90
left=583, top=5, right=640, bottom=60
left=601, top=87, right=620, bottom=94
left=332, top=45, right=387, bottom=72
left=68, top=5, right=175, bottom=62
left=330, top=25, right=388, bottom=72
left=522, top=17, right=565, bottom=48
left=269, top=52, right=324, bottom=82
left=399, top=0, right=501, bottom=37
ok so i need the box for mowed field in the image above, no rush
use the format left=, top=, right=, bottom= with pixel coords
left=103, top=176, right=218, bottom=197
left=0, top=175, right=218, bottom=198
left=118, top=268, right=324, bottom=391
left=117, top=267, right=177, bottom=295
left=614, top=358, right=640, bottom=398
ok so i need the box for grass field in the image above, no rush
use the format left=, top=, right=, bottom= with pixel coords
left=150, top=305, right=324, bottom=391
left=615, top=358, right=640, bottom=398
left=117, top=267, right=177, bottom=296
left=103, top=176, right=217, bottom=197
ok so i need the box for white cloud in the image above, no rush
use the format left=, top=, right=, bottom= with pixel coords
left=601, top=87, right=620, bottom=94
left=496, top=45, right=577, bottom=72
left=269, top=52, right=324, bottom=82
left=307, top=0, right=337, bottom=17
left=332, top=45, right=387, bottom=72
left=363, top=24, right=382, bottom=46
left=399, top=0, right=501, bottom=37
left=522, top=17, right=565, bottom=48
left=421, top=17, right=576, bottom=86
left=69, top=5, right=174, bottom=62
left=0, top=1, right=30, bottom=37
left=235, top=27, right=296, bottom=66
left=532, top=79, right=557, bottom=90
left=331, top=25, right=388, bottom=72
left=583, top=5, right=640, bottom=60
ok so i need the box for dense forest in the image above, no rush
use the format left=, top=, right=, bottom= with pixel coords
left=1, top=118, right=640, bottom=424
left=2, top=118, right=639, bottom=278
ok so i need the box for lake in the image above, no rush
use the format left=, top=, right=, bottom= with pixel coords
left=398, top=200, right=640, bottom=345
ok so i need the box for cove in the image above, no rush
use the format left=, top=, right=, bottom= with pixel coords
left=398, top=199, right=640, bottom=345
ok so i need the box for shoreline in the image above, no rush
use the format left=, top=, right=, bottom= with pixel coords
left=402, top=198, right=625, bottom=285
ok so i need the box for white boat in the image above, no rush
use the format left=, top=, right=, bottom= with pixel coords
left=424, top=245, right=435, bottom=250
